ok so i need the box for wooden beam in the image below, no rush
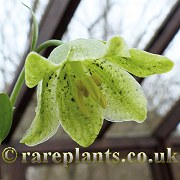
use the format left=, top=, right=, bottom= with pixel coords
left=148, top=140, right=175, bottom=180
left=146, top=2, right=180, bottom=179
left=153, top=100, right=180, bottom=140
left=149, top=162, right=174, bottom=180
left=3, top=137, right=158, bottom=153
left=4, top=0, right=81, bottom=143
left=145, top=0, right=180, bottom=54
left=149, top=162, right=163, bottom=180
left=167, top=136, right=180, bottom=152
left=5, top=158, right=27, bottom=180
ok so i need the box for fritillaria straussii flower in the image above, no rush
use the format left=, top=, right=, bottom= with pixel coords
left=20, top=36, right=174, bottom=147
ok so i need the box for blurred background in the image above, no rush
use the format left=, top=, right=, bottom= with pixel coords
left=0, top=0, right=180, bottom=180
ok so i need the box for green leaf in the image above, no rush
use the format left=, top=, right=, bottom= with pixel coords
left=105, top=36, right=130, bottom=57
left=56, top=63, right=103, bottom=147
left=106, top=48, right=174, bottom=77
left=22, top=3, right=39, bottom=51
left=0, top=93, right=13, bottom=144
left=20, top=70, right=60, bottom=146
left=25, top=52, right=59, bottom=88
left=85, top=59, right=147, bottom=123
left=68, top=38, right=106, bottom=61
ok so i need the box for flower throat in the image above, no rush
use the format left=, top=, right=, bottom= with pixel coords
left=69, top=61, right=107, bottom=116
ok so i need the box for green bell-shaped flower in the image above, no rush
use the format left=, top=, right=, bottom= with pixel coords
left=20, top=36, right=174, bottom=147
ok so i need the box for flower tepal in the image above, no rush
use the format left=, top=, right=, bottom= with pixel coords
left=21, top=36, right=174, bottom=147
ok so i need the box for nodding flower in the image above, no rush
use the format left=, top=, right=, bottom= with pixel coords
left=20, top=36, right=174, bottom=147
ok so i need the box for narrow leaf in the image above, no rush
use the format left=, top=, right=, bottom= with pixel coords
left=22, top=3, right=39, bottom=51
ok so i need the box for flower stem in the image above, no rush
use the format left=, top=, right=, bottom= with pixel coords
left=10, top=40, right=63, bottom=107
left=10, top=68, right=25, bottom=107
left=35, top=40, right=63, bottom=53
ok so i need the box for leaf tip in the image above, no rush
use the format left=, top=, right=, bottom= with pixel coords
left=21, top=2, right=30, bottom=10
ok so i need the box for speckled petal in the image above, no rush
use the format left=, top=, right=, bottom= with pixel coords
left=48, top=43, right=71, bottom=64
left=20, top=70, right=60, bottom=146
left=85, top=59, right=147, bottom=123
left=25, top=52, right=59, bottom=88
left=68, top=38, right=106, bottom=61
left=106, top=48, right=174, bottom=77
left=56, top=63, right=103, bottom=147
